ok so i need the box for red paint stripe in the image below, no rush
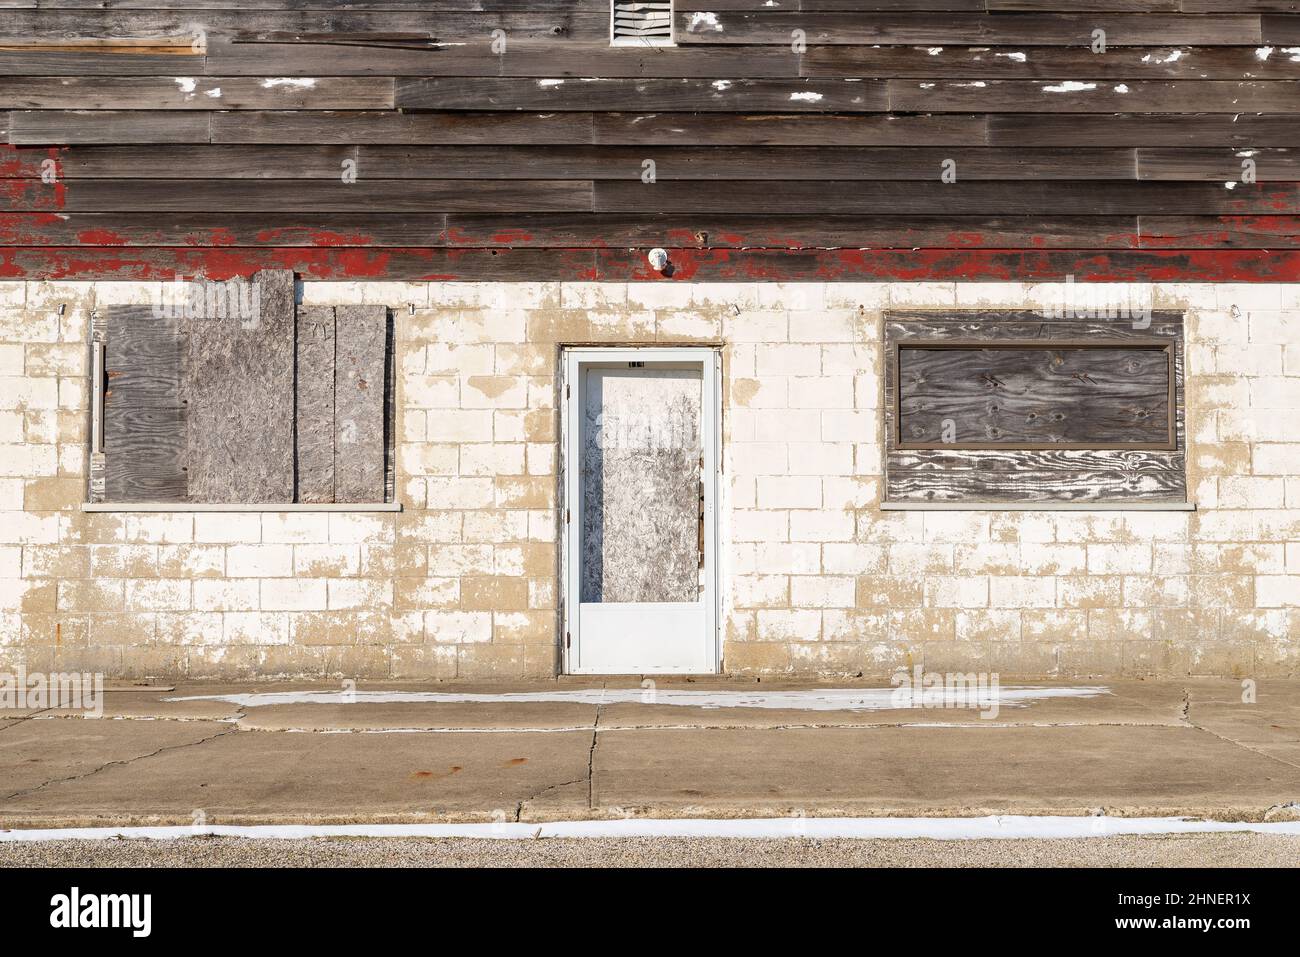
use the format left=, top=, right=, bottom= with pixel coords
left=0, top=247, right=1297, bottom=282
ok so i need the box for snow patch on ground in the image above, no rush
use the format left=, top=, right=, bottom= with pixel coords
left=166, top=686, right=1111, bottom=712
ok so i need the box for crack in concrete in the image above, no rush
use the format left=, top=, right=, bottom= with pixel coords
left=1182, top=686, right=1300, bottom=775
left=0, top=724, right=238, bottom=804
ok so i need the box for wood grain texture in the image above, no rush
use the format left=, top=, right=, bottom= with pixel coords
left=675, top=12, right=1264, bottom=45
left=295, top=303, right=335, bottom=504
left=104, top=305, right=187, bottom=503
left=883, top=310, right=1187, bottom=504
left=897, top=343, right=1173, bottom=447
left=184, top=269, right=295, bottom=503
left=0, top=76, right=394, bottom=110
left=333, top=304, right=386, bottom=504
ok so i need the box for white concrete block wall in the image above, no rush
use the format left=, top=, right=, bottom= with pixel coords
left=0, top=279, right=1296, bottom=679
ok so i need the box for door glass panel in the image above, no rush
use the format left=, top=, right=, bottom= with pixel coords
left=580, top=365, right=702, bottom=604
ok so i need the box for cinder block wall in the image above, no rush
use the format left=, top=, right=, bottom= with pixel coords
left=1, top=279, right=1296, bottom=680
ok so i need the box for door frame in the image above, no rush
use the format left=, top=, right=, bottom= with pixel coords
left=560, top=346, right=722, bottom=675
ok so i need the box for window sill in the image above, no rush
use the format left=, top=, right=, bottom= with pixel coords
left=81, top=502, right=403, bottom=513
left=880, top=502, right=1196, bottom=512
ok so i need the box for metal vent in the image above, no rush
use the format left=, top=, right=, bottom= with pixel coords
left=612, top=1, right=673, bottom=42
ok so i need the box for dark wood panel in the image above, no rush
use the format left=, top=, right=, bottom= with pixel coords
left=593, top=181, right=1300, bottom=215
left=211, top=110, right=594, bottom=144
left=0, top=76, right=394, bottom=110
left=0, top=211, right=1154, bottom=248
left=676, top=0, right=987, bottom=9
left=395, top=77, right=888, bottom=112
left=45, top=179, right=593, bottom=212
left=1138, top=214, right=1300, bottom=246
left=204, top=38, right=804, bottom=77
left=1261, top=14, right=1300, bottom=41
left=0, top=11, right=609, bottom=42
left=184, top=269, right=295, bottom=503
left=46, top=144, right=1139, bottom=180
left=990, top=113, right=1300, bottom=145
left=0, top=0, right=607, bottom=8
left=675, top=12, right=1264, bottom=45
left=803, top=45, right=1300, bottom=79
left=295, top=304, right=335, bottom=504
left=8, top=109, right=210, bottom=144
left=897, top=343, right=1173, bottom=447
left=889, top=80, right=1300, bottom=112
left=104, top=305, right=186, bottom=502
left=333, top=304, right=386, bottom=504
left=1139, top=148, right=1299, bottom=180
left=0, top=52, right=206, bottom=76
left=593, top=112, right=988, bottom=145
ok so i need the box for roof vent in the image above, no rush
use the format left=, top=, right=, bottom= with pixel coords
left=611, top=1, right=674, bottom=45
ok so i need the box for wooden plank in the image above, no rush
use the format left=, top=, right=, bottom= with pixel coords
left=333, top=304, right=386, bottom=504
left=0, top=245, right=1295, bottom=281
left=0, top=76, right=394, bottom=110
left=803, top=45, right=1300, bottom=79
left=674, top=12, right=1264, bottom=45
left=184, top=269, right=295, bottom=503
left=395, top=77, right=888, bottom=112
left=47, top=179, right=594, bottom=212
left=592, top=181, right=1300, bottom=215
left=677, top=0, right=987, bottom=9
left=0, top=52, right=206, bottom=75
left=0, top=11, right=610, bottom=42
left=1138, top=148, right=1299, bottom=180
left=0, top=0, right=607, bottom=9
left=592, top=112, right=988, bottom=145
left=104, top=304, right=186, bottom=502
left=1138, top=214, right=1300, bottom=246
left=211, top=109, right=594, bottom=144
left=889, top=80, right=1300, bottom=112
left=896, top=343, right=1174, bottom=447
left=56, top=144, right=358, bottom=178
left=0, top=211, right=1155, bottom=248
left=295, top=304, right=335, bottom=504
left=989, top=113, right=1300, bottom=146
left=203, top=38, right=803, bottom=77
left=8, top=110, right=210, bottom=144
left=1261, top=15, right=1300, bottom=42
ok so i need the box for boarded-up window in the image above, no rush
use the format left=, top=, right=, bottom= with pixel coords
left=883, top=311, right=1187, bottom=505
left=92, top=271, right=392, bottom=505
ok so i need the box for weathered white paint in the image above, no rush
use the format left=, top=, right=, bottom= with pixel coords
left=688, top=12, right=721, bottom=31
left=173, top=77, right=196, bottom=93
left=3, top=816, right=1300, bottom=843
left=167, top=686, right=1110, bottom=711
left=789, top=91, right=823, bottom=102
left=1043, top=81, right=1097, bottom=93
left=261, top=77, right=317, bottom=89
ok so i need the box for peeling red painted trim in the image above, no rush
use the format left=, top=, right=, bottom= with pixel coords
left=0, top=246, right=1297, bottom=282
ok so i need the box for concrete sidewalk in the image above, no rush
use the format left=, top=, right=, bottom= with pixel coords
left=2, top=678, right=1299, bottom=828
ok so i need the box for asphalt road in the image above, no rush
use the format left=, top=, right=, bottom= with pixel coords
left=2, top=833, right=1298, bottom=867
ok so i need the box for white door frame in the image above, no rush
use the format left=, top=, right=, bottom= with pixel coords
left=560, top=346, right=721, bottom=675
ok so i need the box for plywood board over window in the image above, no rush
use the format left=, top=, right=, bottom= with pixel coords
left=95, top=270, right=392, bottom=506
left=882, top=310, right=1187, bottom=506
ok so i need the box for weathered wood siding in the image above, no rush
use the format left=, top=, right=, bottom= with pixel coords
left=1, top=1, right=1298, bottom=280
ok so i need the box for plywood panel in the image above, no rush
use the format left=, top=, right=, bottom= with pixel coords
left=581, top=367, right=702, bottom=604
left=896, top=343, right=1173, bottom=447
left=333, top=304, right=386, bottom=503
left=104, top=304, right=187, bottom=502
left=184, top=269, right=295, bottom=503
left=295, top=304, right=335, bottom=504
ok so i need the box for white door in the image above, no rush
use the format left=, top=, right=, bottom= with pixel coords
left=562, top=348, right=720, bottom=674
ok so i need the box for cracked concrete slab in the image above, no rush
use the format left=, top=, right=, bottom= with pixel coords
left=0, top=725, right=594, bottom=826
left=1183, top=679, right=1300, bottom=770
left=591, top=725, right=1300, bottom=818
left=0, top=718, right=233, bottom=801
left=234, top=702, right=599, bottom=732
